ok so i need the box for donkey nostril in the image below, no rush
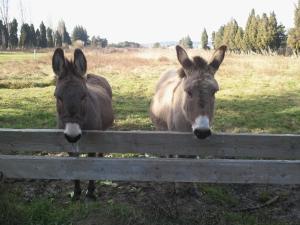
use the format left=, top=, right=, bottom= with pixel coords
left=193, top=129, right=211, bottom=139
left=64, top=134, right=82, bottom=143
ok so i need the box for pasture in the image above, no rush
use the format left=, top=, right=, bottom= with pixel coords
left=0, top=48, right=300, bottom=225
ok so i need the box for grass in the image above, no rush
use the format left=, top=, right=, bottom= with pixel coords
left=0, top=49, right=300, bottom=225
left=1, top=49, right=300, bottom=133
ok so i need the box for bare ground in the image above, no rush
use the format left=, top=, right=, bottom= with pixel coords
left=2, top=178, right=300, bottom=225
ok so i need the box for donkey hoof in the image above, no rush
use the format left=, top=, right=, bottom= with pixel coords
left=71, top=194, right=81, bottom=201
left=85, top=192, right=97, bottom=201
left=69, top=190, right=82, bottom=201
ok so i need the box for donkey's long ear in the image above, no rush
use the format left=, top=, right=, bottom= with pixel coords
left=74, top=48, right=87, bottom=76
left=52, top=48, right=65, bottom=77
left=208, top=45, right=227, bottom=72
left=176, top=45, right=193, bottom=69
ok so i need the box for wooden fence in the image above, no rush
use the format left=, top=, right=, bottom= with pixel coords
left=0, top=128, right=300, bottom=184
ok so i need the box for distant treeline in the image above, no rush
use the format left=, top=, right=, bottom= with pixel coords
left=178, top=1, right=300, bottom=55
left=0, top=19, right=143, bottom=50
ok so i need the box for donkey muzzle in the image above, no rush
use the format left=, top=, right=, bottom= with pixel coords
left=192, top=115, right=211, bottom=139
left=64, top=123, right=82, bottom=143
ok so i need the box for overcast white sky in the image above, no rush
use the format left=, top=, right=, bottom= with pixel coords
left=9, top=0, right=297, bottom=43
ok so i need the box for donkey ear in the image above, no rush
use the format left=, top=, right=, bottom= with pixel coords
left=74, top=48, right=87, bottom=76
left=176, top=45, right=193, bottom=69
left=52, top=48, right=65, bottom=77
left=208, top=45, right=227, bottom=71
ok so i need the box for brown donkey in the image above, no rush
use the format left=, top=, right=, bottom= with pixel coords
left=52, top=48, right=114, bottom=200
left=150, top=45, right=226, bottom=139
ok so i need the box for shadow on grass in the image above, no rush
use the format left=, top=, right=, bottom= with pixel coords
left=214, top=92, right=300, bottom=133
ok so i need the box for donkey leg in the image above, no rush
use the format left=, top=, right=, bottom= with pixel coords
left=73, top=180, right=82, bottom=200
left=69, top=152, right=82, bottom=200
left=86, top=153, right=97, bottom=200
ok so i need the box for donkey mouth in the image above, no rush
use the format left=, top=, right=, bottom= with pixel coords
left=64, top=134, right=82, bottom=143
left=193, top=129, right=211, bottom=139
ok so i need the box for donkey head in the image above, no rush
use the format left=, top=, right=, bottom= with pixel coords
left=176, top=45, right=226, bottom=139
left=52, top=48, right=88, bottom=143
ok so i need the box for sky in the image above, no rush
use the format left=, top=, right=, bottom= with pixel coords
left=9, top=0, right=298, bottom=43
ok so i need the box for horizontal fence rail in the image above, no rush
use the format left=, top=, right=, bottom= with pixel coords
left=0, top=129, right=300, bottom=184
left=1, top=155, right=300, bottom=184
left=1, top=128, right=300, bottom=159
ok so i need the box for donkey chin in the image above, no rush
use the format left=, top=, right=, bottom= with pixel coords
left=192, top=115, right=212, bottom=139
left=64, top=123, right=82, bottom=143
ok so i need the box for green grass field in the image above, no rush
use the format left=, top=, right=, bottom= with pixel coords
left=0, top=49, right=300, bottom=225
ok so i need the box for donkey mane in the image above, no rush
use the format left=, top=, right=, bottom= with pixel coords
left=177, top=56, right=208, bottom=78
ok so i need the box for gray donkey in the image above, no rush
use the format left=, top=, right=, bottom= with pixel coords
left=150, top=45, right=226, bottom=139
left=52, top=48, right=114, bottom=200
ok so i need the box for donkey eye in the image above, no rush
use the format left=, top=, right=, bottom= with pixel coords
left=186, top=90, right=192, bottom=98
left=57, top=97, right=63, bottom=106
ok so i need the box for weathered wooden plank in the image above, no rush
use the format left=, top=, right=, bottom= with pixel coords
left=0, top=155, right=299, bottom=184
left=0, top=129, right=300, bottom=159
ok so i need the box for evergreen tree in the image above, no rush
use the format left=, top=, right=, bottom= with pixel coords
left=223, top=19, right=239, bottom=51
left=36, top=29, right=41, bottom=47
left=8, top=18, right=18, bottom=49
left=288, top=0, right=300, bottom=53
left=19, top=23, right=31, bottom=48
left=244, top=9, right=256, bottom=51
left=91, top=36, right=108, bottom=48
left=214, top=26, right=224, bottom=49
left=29, top=24, right=37, bottom=47
left=211, top=31, right=216, bottom=48
left=153, top=42, right=161, bottom=48
left=179, top=35, right=193, bottom=49
left=54, top=30, right=62, bottom=47
left=57, top=20, right=71, bottom=45
left=234, top=27, right=244, bottom=52
left=47, top=27, right=54, bottom=48
left=201, top=28, right=208, bottom=49
left=1, top=22, right=8, bottom=49
left=39, top=22, right=47, bottom=48
left=0, top=20, right=3, bottom=46
left=268, top=12, right=279, bottom=50
left=257, top=13, right=269, bottom=52
left=72, top=25, right=89, bottom=45
left=277, top=24, right=287, bottom=49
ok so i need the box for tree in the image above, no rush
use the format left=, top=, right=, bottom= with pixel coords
left=29, top=24, right=37, bottom=47
left=153, top=42, right=161, bottom=48
left=36, top=28, right=41, bottom=47
left=109, top=41, right=140, bottom=48
left=201, top=28, right=208, bottom=49
left=234, top=27, right=244, bottom=52
left=0, top=0, right=9, bottom=49
left=211, top=31, right=216, bottom=48
left=91, top=35, right=107, bottom=48
left=244, top=9, right=257, bottom=52
left=276, top=24, right=287, bottom=49
left=288, top=0, right=300, bottom=54
left=214, top=25, right=224, bottom=49
left=179, top=35, right=193, bottom=49
left=72, top=25, right=88, bottom=45
left=47, top=27, right=54, bottom=48
left=223, top=19, right=239, bottom=51
left=39, top=21, right=47, bottom=48
left=19, top=23, right=31, bottom=48
left=54, top=30, right=62, bottom=47
left=8, top=18, right=18, bottom=49
left=257, top=13, right=270, bottom=52
left=57, top=20, right=71, bottom=45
